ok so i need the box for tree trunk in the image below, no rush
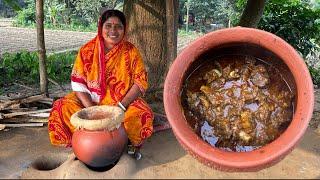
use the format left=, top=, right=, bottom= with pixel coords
left=238, top=0, right=267, bottom=28
left=166, top=0, right=178, bottom=72
left=124, top=0, right=178, bottom=91
left=36, top=0, right=48, bottom=96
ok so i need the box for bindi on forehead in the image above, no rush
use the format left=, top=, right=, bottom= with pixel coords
left=106, top=17, right=121, bottom=25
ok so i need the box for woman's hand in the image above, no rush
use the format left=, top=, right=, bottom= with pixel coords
left=75, top=91, right=97, bottom=108
left=120, top=84, right=142, bottom=109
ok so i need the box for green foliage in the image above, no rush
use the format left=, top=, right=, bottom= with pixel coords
left=3, top=0, right=22, bottom=11
left=179, top=0, right=238, bottom=32
left=229, top=0, right=246, bottom=25
left=178, top=28, right=203, bottom=37
left=13, top=0, right=35, bottom=26
left=13, top=0, right=123, bottom=32
left=70, top=0, right=104, bottom=25
left=308, top=66, right=320, bottom=85
left=0, top=51, right=76, bottom=87
left=258, top=0, right=320, bottom=57
left=46, top=51, right=76, bottom=83
left=0, top=51, right=39, bottom=85
left=43, top=20, right=97, bottom=32
left=45, top=0, right=66, bottom=27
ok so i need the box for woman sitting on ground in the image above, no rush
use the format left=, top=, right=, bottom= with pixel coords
left=47, top=9, right=154, bottom=160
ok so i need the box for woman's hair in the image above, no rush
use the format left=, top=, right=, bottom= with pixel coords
left=100, top=9, right=126, bottom=31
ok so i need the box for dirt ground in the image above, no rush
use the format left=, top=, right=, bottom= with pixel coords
left=0, top=18, right=199, bottom=56
left=0, top=122, right=319, bottom=178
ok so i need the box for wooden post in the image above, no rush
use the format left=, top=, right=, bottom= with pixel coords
left=36, top=0, right=48, bottom=96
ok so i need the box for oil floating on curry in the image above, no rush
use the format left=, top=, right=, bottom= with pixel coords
left=182, top=55, right=295, bottom=152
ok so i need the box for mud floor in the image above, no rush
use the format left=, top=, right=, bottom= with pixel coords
left=0, top=124, right=319, bottom=178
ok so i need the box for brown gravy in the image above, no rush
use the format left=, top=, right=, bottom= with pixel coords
left=181, top=55, right=294, bottom=152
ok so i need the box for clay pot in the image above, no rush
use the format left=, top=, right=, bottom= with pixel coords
left=70, top=105, right=128, bottom=168
left=163, top=27, right=314, bottom=171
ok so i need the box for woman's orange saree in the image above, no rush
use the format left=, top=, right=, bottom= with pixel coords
left=48, top=36, right=154, bottom=147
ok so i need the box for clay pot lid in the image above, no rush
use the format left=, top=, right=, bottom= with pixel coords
left=70, top=105, right=124, bottom=131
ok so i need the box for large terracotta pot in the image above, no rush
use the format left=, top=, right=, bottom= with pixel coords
left=163, top=27, right=314, bottom=171
left=70, top=105, right=128, bottom=168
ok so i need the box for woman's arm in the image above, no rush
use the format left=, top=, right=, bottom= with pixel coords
left=120, top=84, right=142, bottom=108
left=75, top=91, right=96, bottom=108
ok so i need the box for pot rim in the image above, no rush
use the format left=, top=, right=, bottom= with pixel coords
left=163, top=27, right=314, bottom=170
left=75, top=123, right=124, bottom=132
left=70, top=105, right=124, bottom=131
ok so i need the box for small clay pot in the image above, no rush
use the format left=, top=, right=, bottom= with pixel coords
left=70, top=105, right=128, bottom=168
left=163, top=27, right=314, bottom=171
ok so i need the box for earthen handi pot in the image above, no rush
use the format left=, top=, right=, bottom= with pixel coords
left=70, top=105, right=128, bottom=168
left=163, top=27, right=314, bottom=171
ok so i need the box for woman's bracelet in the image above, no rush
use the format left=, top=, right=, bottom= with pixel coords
left=118, top=102, right=127, bottom=111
